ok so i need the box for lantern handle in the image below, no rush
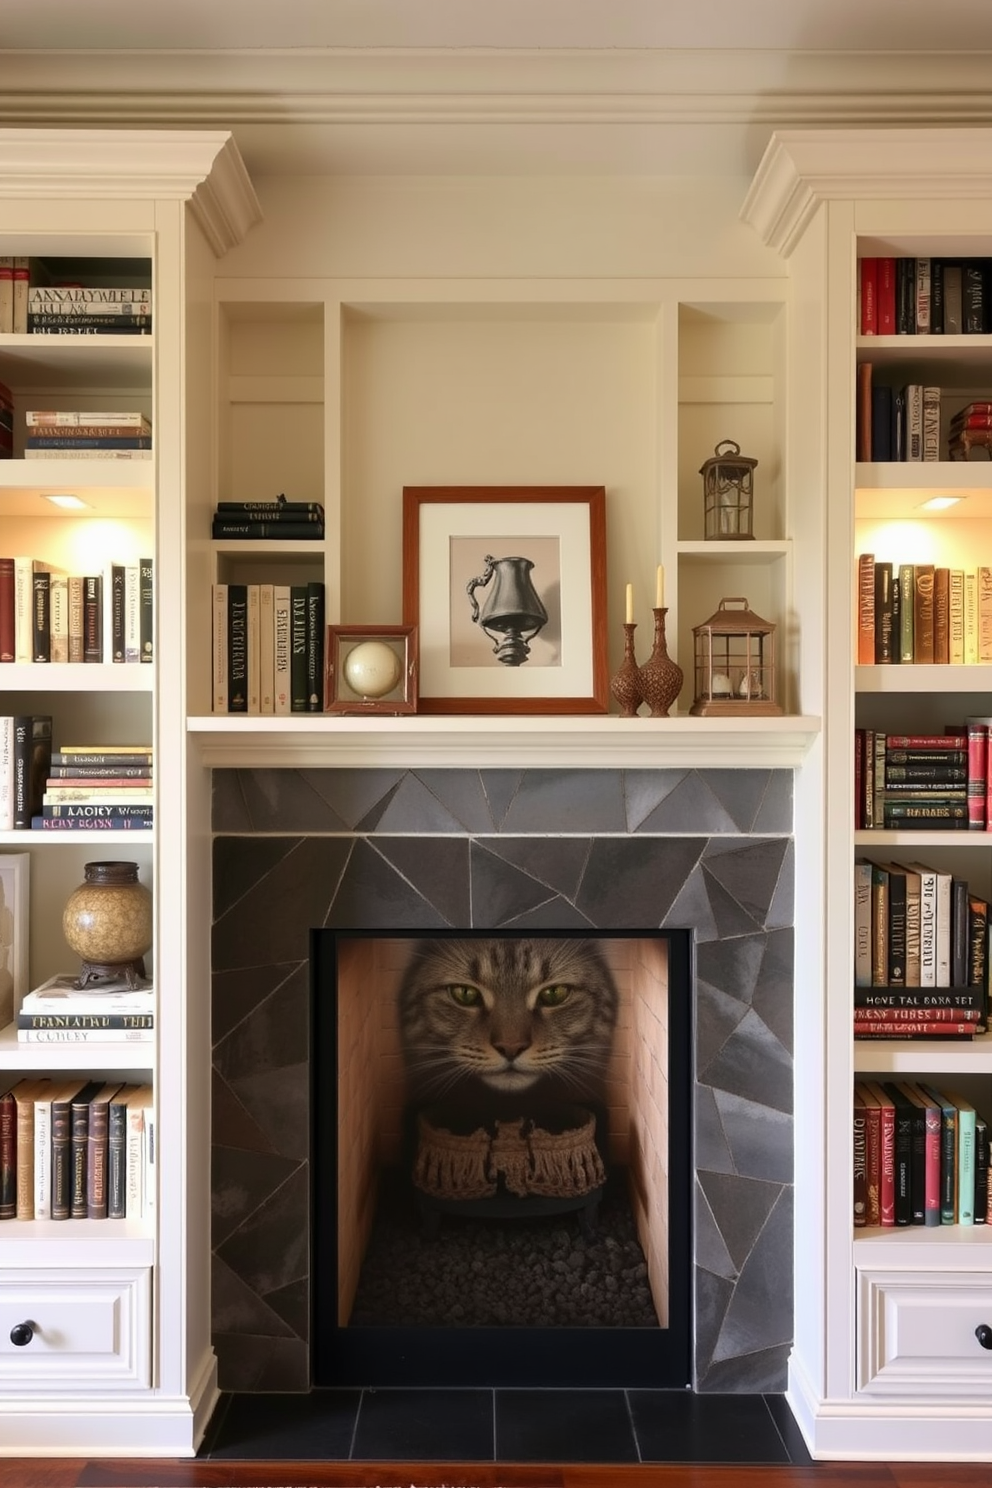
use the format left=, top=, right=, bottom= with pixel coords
left=718, top=597, right=751, bottom=610
left=714, top=439, right=741, bottom=457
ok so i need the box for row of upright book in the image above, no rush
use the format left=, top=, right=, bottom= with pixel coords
left=212, top=581, right=325, bottom=714
left=853, top=1081, right=989, bottom=1228
left=859, top=257, right=992, bottom=337
left=0, top=377, right=11, bottom=460
left=855, top=728, right=992, bottom=832
left=857, top=381, right=992, bottom=464
left=0, top=257, right=152, bottom=337
left=856, top=556, right=992, bottom=668
left=0, top=555, right=153, bottom=665
left=854, top=858, right=989, bottom=1037
left=0, top=1077, right=154, bottom=1221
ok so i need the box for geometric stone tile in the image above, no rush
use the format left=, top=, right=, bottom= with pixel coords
left=213, top=837, right=352, bottom=969
left=304, top=768, right=404, bottom=829
left=697, top=1171, right=782, bottom=1275
left=700, top=1341, right=790, bottom=1394
left=692, top=1266, right=734, bottom=1385
left=213, top=963, right=303, bottom=1047
left=754, top=771, right=793, bottom=833
left=632, top=772, right=738, bottom=835
left=713, top=1188, right=793, bottom=1363
left=576, top=837, right=706, bottom=927
left=766, top=838, right=796, bottom=931
left=478, top=836, right=592, bottom=904
left=212, top=1332, right=310, bottom=1394
left=212, top=1069, right=277, bottom=1157
left=702, top=867, right=767, bottom=941
left=370, top=838, right=472, bottom=925
left=413, top=770, right=497, bottom=833
left=237, top=768, right=353, bottom=833
left=327, top=839, right=449, bottom=928
left=211, top=1145, right=302, bottom=1249
left=752, top=928, right=795, bottom=1053
left=623, top=769, right=691, bottom=831
left=212, top=835, right=300, bottom=920
left=370, top=773, right=477, bottom=834
left=217, top=1162, right=309, bottom=1301
left=213, top=970, right=309, bottom=1084
left=478, top=770, right=526, bottom=827
left=694, top=1083, right=735, bottom=1176
left=703, top=838, right=790, bottom=928
left=212, top=770, right=251, bottom=832
left=263, top=1276, right=311, bottom=1343
left=693, top=1181, right=736, bottom=1281
left=694, top=980, right=749, bottom=1079
left=696, top=934, right=767, bottom=1008
left=229, top=1061, right=310, bottom=1164
left=469, top=840, right=565, bottom=925
left=499, top=769, right=626, bottom=835
left=715, top=1090, right=793, bottom=1185
left=212, top=1253, right=298, bottom=1340
left=701, top=1008, right=793, bottom=1115
left=703, top=770, right=776, bottom=832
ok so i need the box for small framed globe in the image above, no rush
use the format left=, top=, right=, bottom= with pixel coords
left=343, top=639, right=403, bottom=699
left=325, top=624, right=419, bottom=714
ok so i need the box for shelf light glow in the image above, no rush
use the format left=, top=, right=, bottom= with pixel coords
left=917, top=495, right=962, bottom=511
left=42, top=494, right=90, bottom=510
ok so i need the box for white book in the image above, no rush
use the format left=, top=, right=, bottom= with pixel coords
left=908, top=861, right=938, bottom=987
left=11, top=257, right=28, bottom=335
left=144, top=1103, right=156, bottom=1219
left=212, top=583, right=228, bottom=714
left=124, top=563, right=141, bottom=663
left=67, top=574, right=85, bottom=663
left=13, top=557, right=33, bottom=663
left=0, top=715, right=14, bottom=831
left=26, top=410, right=151, bottom=428
left=273, top=585, right=291, bottom=715
left=935, top=870, right=952, bottom=986
left=125, top=1086, right=153, bottom=1219
left=33, top=1090, right=53, bottom=1219
left=22, top=972, right=154, bottom=1015
left=246, top=583, right=260, bottom=715
left=904, top=383, right=923, bottom=461
left=258, top=583, right=275, bottom=715
left=965, top=568, right=979, bottom=665
left=49, top=573, right=69, bottom=664
left=949, top=569, right=965, bottom=665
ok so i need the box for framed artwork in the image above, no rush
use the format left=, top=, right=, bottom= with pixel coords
left=0, top=852, right=29, bottom=1028
left=402, top=486, right=608, bottom=715
left=325, top=625, right=419, bottom=714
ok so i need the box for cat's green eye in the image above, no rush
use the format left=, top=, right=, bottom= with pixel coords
left=447, top=983, right=481, bottom=1007
left=538, top=983, right=571, bottom=1006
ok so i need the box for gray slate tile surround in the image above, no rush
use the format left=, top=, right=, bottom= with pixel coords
left=211, top=766, right=794, bottom=1394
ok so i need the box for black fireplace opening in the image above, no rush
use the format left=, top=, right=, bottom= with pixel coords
left=311, top=927, right=693, bottom=1389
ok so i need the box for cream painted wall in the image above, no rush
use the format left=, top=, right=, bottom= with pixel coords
left=218, top=174, right=785, bottom=282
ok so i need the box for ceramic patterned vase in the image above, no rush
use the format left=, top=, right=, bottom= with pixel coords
left=62, top=860, right=153, bottom=987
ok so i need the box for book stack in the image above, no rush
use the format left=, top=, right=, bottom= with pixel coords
left=0, top=257, right=27, bottom=334
left=854, top=857, right=989, bottom=1036
left=855, top=370, right=941, bottom=463
left=948, top=401, right=992, bottom=461
left=854, top=1081, right=989, bottom=1229
left=211, top=493, right=325, bottom=541
left=0, top=1075, right=154, bottom=1221
left=26, top=283, right=151, bottom=337
left=16, top=972, right=154, bottom=1044
left=0, top=377, right=11, bottom=461
left=859, top=256, right=990, bottom=336
left=24, top=409, right=152, bottom=460
left=855, top=731, right=980, bottom=831
left=0, top=714, right=51, bottom=830
left=212, top=580, right=325, bottom=714
left=30, top=743, right=153, bottom=831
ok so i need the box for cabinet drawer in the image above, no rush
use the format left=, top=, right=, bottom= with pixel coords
left=0, top=1268, right=151, bottom=1390
left=858, top=1269, right=992, bottom=1396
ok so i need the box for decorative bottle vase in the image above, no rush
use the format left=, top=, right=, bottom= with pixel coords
left=62, top=860, right=153, bottom=988
left=638, top=607, right=684, bottom=718
left=610, top=622, right=643, bottom=717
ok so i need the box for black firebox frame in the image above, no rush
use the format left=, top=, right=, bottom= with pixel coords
left=310, top=927, right=693, bottom=1389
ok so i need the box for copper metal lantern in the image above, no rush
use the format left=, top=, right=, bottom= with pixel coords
left=690, top=597, right=782, bottom=717
left=700, top=440, right=757, bottom=540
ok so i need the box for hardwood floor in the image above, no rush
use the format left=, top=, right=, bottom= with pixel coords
left=5, top=1463, right=992, bottom=1487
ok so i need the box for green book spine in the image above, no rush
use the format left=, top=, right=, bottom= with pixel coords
left=899, top=563, right=915, bottom=661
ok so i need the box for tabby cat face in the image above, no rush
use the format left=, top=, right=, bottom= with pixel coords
left=398, top=937, right=618, bottom=1097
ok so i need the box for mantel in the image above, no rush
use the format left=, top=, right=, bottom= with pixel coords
left=187, top=713, right=820, bottom=770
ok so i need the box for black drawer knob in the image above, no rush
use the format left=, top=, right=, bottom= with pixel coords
left=9, top=1321, right=34, bottom=1347
left=975, top=1324, right=992, bottom=1351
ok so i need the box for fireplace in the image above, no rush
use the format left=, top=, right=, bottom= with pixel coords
left=211, top=765, right=795, bottom=1395
left=310, top=928, right=693, bottom=1388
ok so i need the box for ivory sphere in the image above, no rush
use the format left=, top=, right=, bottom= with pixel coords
left=343, top=640, right=403, bottom=698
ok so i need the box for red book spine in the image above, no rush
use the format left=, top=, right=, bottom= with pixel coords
left=854, top=1020, right=977, bottom=1036
left=0, top=557, right=13, bottom=663
left=879, top=1097, right=896, bottom=1225
left=924, top=1101, right=942, bottom=1225
left=969, top=723, right=987, bottom=830
left=860, top=258, right=878, bottom=334
left=863, top=1095, right=881, bottom=1226
left=0, top=1089, right=15, bottom=1219
left=877, top=257, right=897, bottom=334
left=886, top=735, right=971, bottom=749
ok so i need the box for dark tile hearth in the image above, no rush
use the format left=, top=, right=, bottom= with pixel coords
left=202, top=1388, right=814, bottom=1466
left=211, top=766, right=795, bottom=1395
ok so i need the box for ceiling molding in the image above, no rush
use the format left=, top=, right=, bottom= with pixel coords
left=3, top=49, right=992, bottom=176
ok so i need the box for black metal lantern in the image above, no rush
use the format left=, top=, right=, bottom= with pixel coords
left=690, top=597, right=782, bottom=716
left=700, top=440, right=757, bottom=540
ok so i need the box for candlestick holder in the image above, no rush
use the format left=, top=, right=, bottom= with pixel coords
left=610, top=622, right=643, bottom=717
left=638, top=607, right=683, bottom=717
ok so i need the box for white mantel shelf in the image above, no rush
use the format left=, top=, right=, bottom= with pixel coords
left=187, top=713, right=820, bottom=770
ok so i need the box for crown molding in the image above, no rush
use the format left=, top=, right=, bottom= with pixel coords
left=1, top=50, right=992, bottom=177
left=0, top=127, right=261, bottom=251
left=742, top=126, right=992, bottom=255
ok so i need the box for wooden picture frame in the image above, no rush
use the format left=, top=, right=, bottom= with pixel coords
left=325, top=625, right=419, bottom=714
left=0, top=852, right=29, bottom=1028
left=402, top=486, right=608, bottom=715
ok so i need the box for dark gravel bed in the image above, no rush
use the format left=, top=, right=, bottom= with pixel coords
left=348, top=1168, right=660, bottom=1329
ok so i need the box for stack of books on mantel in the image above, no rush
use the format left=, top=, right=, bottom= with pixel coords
left=16, top=972, right=154, bottom=1044
left=24, top=409, right=152, bottom=460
